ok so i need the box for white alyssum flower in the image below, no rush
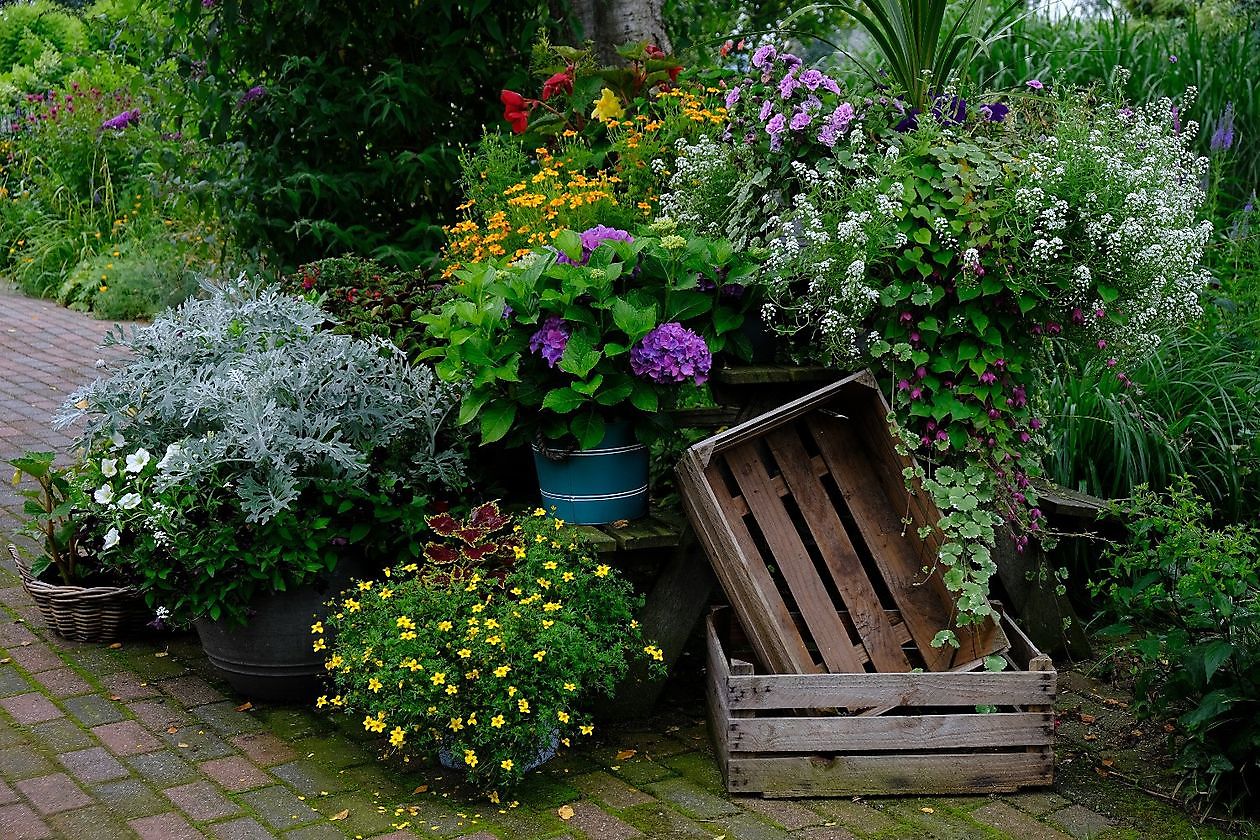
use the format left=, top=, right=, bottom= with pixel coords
left=125, top=449, right=151, bottom=474
left=93, top=484, right=115, bottom=505
left=102, top=528, right=120, bottom=550
left=100, top=458, right=118, bottom=477
left=117, top=492, right=142, bottom=510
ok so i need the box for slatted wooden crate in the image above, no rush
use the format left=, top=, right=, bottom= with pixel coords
left=706, top=607, right=1056, bottom=796
left=678, top=370, right=1004, bottom=676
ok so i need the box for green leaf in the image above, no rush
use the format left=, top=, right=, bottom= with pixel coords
left=542, top=387, right=585, bottom=414
left=478, top=401, right=516, bottom=444
left=629, top=385, right=659, bottom=412
left=612, top=299, right=657, bottom=341
left=570, top=413, right=606, bottom=450
left=557, top=333, right=601, bottom=379
left=8, top=452, right=54, bottom=479
left=554, top=230, right=582, bottom=262
left=713, top=306, right=744, bottom=336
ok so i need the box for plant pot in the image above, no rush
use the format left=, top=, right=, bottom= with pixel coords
left=532, top=421, right=648, bottom=525
left=193, top=563, right=359, bottom=703
left=8, top=544, right=148, bottom=643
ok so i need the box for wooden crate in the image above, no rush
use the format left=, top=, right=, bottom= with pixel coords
left=706, top=607, right=1056, bottom=797
left=678, top=370, right=1003, bottom=676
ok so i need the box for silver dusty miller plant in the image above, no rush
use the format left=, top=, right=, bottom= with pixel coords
left=58, top=276, right=465, bottom=522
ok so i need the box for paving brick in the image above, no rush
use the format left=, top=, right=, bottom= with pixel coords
left=712, top=813, right=797, bottom=840
left=164, top=725, right=238, bottom=760
left=646, top=778, right=740, bottom=820
left=0, top=692, right=63, bottom=724
left=571, top=770, right=656, bottom=809
left=15, top=772, right=92, bottom=815
left=0, top=665, right=31, bottom=697
left=564, top=801, right=643, bottom=839
left=199, top=756, right=272, bottom=792
left=209, top=816, right=279, bottom=839
left=973, top=801, right=1073, bottom=840
left=0, top=779, right=17, bottom=804
left=163, top=780, right=243, bottom=821
left=28, top=718, right=95, bottom=752
left=265, top=759, right=352, bottom=796
left=102, top=672, right=161, bottom=701
left=46, top=803, right=129, bottom=840
left=92, top=719, right=163, bottom=756
left=737, top=797, right=826, bottom=830
left=128, top=811, right=207, bottom=840
left=7, top=643, right=65, bottom=674
left=231, top=732, right=298, bottom=767
left=159, top=675, right=227, bottom=708
left=62, top=694, right=127, bottom=727
left=798, top=827, right=859, bottom=840
left=127, top=749, right=202, bottom=787
left=1009, top=792, right=1073, bottom=818
left=33, top=667, right=92, bottom=698
left=238, top=784, right=321, bottom=829
left=58, top=746, right=130, bottom=783
left=0, top=746, right=58, bottom=780
left=0, top=802, right=53, bottom=839
left=192, top=700, right=267, bottom=737
left=90, top=778, right=170, bottom=819
left=282, top=824, right=345, bottom=840
left=807, top=800, right=900, bottom=835
left=1047, top=804, right=1117, bottom=839
left=130, top=697, right=196, bottom=730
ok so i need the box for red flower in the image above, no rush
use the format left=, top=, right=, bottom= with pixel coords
left=645, top=44, right=666, bottom=59
left=541, top=68, right=574, bottom=101
left=500, top=89, right=530, bottom=134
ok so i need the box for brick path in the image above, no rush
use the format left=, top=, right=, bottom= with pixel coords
left=0, top=284, right=1248, bottom=840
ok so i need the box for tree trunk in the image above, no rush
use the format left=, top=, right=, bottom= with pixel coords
left=565, top=0, right=672, bottom=64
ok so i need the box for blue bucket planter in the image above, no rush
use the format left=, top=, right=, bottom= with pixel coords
left=532, top=422, right=648, bottom=525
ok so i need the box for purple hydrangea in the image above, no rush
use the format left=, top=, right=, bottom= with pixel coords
left=100, top=109, right=141, bottom=131
left=630, top=323, right=712, bottom=386
left=529, top=317, right=572, bottom=368
left=557, top=225, right=634, bottom=266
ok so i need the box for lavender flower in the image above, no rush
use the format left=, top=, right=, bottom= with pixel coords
left=630, top=323, right=712, bottom=385
left=1211, top=102, right=1235, bottom=152
left=529, top=317, right=572, bottom=368
left=100, top=109, right=141, bottom=131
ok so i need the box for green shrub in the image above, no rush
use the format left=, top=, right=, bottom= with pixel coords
left=0, top=1, right=88, bottom=99
left=1094, top=479, right=1260, bottom=812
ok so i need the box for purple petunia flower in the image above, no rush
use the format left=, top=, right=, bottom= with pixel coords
left=979, top=102, right=1009, bottom=122
left=1025, top=79, right=1044, bottom=90
left=799, top=69, right=824, bottom=91
left=789, top=109, right=812, bottom=130
left=1169, top=54, right=1178, bottom=63
left=931, top=94, right=966, bottom=126
left=630, top=323, right=712, bottom=385
left=765, top=113, right=787, bottom=150
left=752, top=45, right=777, bottom=70
left=100, top=108, right=141, bottom=130
left=778, top=67, right=800, bottom=100
left=758, top=99, right=774, bottom=122
left=1211, top=102, right=1235, bottom=152
left=529, top=317, right=572, bottom=368
left=817, top=102, right=854, bottom=147
left=725, top=86, right=741, bottom=109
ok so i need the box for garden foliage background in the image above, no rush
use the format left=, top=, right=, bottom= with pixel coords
left=2, top=0, right=1260, bottom=814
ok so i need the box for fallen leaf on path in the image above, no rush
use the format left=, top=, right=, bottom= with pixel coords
left=154, top=651, right=168, bottom=658
left=1079, top=713, right=1096, bottom=724
left=412, top=785, right=428, bottom=794
left=558, top=805, right=575, bottom=821
left=108, top=643, right=122, bottom=649
left=615, top=749, right=637, bottom=760
left=330, top=809, right=349, bottom=821
left=235, top=702, right=253, bottom=712
left=920, top=807, right=935, bottom=814
left=1084, top=733, right=1097, bottom=741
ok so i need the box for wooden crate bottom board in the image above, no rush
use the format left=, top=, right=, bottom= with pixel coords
left=706, top=608, right=1056, bottom=797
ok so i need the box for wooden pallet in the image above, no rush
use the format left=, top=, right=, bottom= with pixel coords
left=678, top=370, right=1002, bottom=675
left=706, top=607, right=1055, bottom=797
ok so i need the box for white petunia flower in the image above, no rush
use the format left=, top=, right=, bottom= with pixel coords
left=100, top=458, right=118, bottom=478
left=93, top=484, right=114, bottom=505
left=117, top=493, right=142, bottom=510
left=156, top=444, right=182, bottom=473
left=102, top=528, right=120, bottom=550
left=125, top=449, right=151, bottom=474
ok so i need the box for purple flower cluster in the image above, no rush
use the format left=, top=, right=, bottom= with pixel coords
left=556, top=225, right=633, bottom=266
left=630, top=323, right=711, bottom=385
left=528, top=317, right=572, bottom=368
left=1211, top=102, right=1235, bottom=153
left=237, top=85, right=266, bottom=106
left=100, top=109, right=141, bottom=131
left=739, top=45, right=852, bottom=151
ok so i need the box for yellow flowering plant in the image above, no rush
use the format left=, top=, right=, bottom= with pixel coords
left=316, top=507, right=660, bottom=789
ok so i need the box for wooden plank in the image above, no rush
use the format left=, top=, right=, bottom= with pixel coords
left=727, top=670, right=1056, bottom=710
left=805, top=413, right=956, bottom=671
left=607, top=516, right=682, bottom=551
left=573, top=525, right=619, bottom=555
left=678, top=452, right=815, bottom=674
left=728, top=712, right=1053, bottom=752
left=688, top=370, right=878, bottom=468
left=713, top=365, right=845, bottom=386
left=723, top=443, right=867, bottom=674
left=764, top=425, right=911, bottom=673
left=726, top=751, right=1053, bottom=797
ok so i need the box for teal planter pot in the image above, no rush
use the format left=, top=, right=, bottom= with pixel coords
left=532, top=422, right=648, bottom=525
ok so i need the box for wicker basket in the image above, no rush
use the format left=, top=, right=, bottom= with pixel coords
left=7, top=544, right=148, bottom=643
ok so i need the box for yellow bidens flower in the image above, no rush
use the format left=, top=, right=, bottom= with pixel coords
left=326, top=654, right=344, bottom=670
left=563, top=682, right=576, bottom=691
left=312, top=638, right=326, bottom=652
left=591, top=88, right=625, bottom=122
left=533, top=507, right=547, bottom=517
left=543, top=561, right=558, bottom=571
left=310, top=621, right=323, bottom=634
left=490, top=714, right=505, bottom=728
left=396, top=616, right=415, bottom=630
left=580, top=724, right=594, bottom=735
left=501, top=759, right=514, bottom=771
left=449, top=717, right=464, bottom=732
left=357, top=580, right=373, bottom=591
left=464, top=749, right=479, bottom=767
left=389, top=726, right=406, bottom=747
left=533, top=650, right=547, bottom=661
left=344, top=598, right=361, bottom=612
left=316, top=695, right=328, bottom=708
left=644, top=644, right=664, bottom=662
left=557, top=710, right=570, bottom=723
left=437, top=620, right=453, bottom=631
left=431, top=672, right=446, bottom=685
left=493, top=665, right=511, bottom=678
left=512, top=545, right=526, bottom=560
left=595, top=565, right=611, bottom=577
left=518, top=698, right=530, bottom=714
left=368, top=677, right=383, bottom=693
left=363, top=712, right=387, bottom=733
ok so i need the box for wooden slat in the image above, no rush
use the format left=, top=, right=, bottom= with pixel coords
left=805, top=413, right=957, bottom=671
left=764, top=425, right=911, bottom=673
left=573, top=526, right=620, bottom=555
left=713, top=365, right=845, bottom=386
left=727, top=670, right=1056, bottom=710
left=607, top=516, right=682, bottom=551
left=723, top=443, right=866, bottom=674
left=678, top=453, right=815, bottom=674
left=726, top=751, right=1053, bottom=797
left=729, top=712, right=1053, bottom=752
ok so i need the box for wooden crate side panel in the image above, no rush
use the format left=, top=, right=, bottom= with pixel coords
left=679, top=454, right=815, bottom=674
left=727, top=670, right=1057, bottom=711
left=728, top=712, right=1053, bottom=752
left=726, top=751, right=1054, bottom=797
left=763, top=425, right=912, bottom=673
left=722, top=442, right=867, bottom=674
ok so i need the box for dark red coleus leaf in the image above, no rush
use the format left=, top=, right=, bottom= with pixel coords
left=461, top=543, right=499, bottom=561
left=426, top=512, right=461, bottom=537
left=424, top=543, right=460, bottom=564
left=468, top=501, right=510, bottom=531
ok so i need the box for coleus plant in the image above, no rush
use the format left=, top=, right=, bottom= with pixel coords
left=423, top=501, right=518, bottom=572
